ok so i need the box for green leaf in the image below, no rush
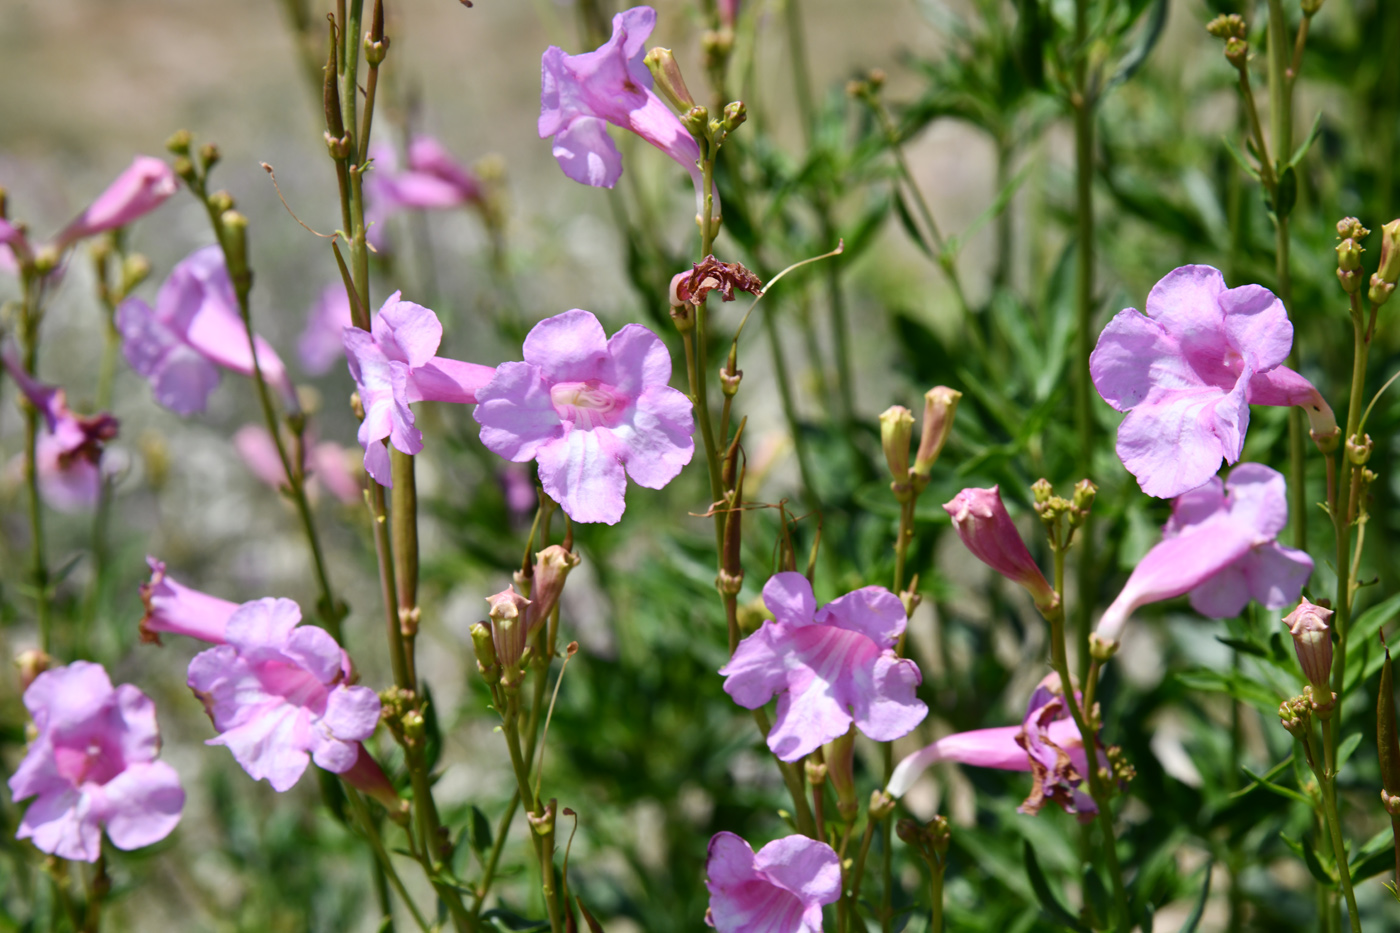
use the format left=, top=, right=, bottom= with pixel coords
left=1350, top=829, right=1396, bottom=883
left=1344, top=593, right=1400, bottom=693
left=470, top=805, right=494, bottom=854
left=1239, top=766, right=1314, bottom=808
left=575, top=897, right=606, bottom=933
left=1289, top=111, right=1325, bottom=167
left=1176, top=669, right=1281, bottom=714
left=1336, top=732, right=1364, bottom=774
left=946, top=163, right=1031, bottom=258
left=1272, top=165, right=1298, bottom=219
left=481, top=908, right=552, bottom=932
left=1216, top=636, right=1268, bottom=659
left=1177, top=859, right=1214, bottom=933
left=422, top=682, right=443, bottom=775
left=893, top=187, right=934, bottom=259
left=1302, top=834, right=1336, bottom=885
left=1107, top=0, right=1169, bottom=89
left=1221, top=136, right=1261, bottom=181
left=1022, top=841, right=1090, bottom=933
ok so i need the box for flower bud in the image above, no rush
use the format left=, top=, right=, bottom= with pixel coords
left=1301, top=0, right=1324, bottom=14
left=644, top=48, right=696, bottom=113
left=471, top=621, right=500, bottom=685
left=1378, top=642, right=1400, bottom=805
left=15, top=649, right=52, bottom=691
left=342, top=743, right=405, bottom=815
left=525, top=545, right=580, bottom=636
left=1376, top=219, right=1400, bottom=285
left=879, top=406, right=914, bottom=485
left=487, top=585, right=532, bottom=673
left=121, top=254, right=152, bottom=296
left=722, top=101, right=747, bottom=133
left=1286, top=597, right=1333, bottom=698
left=944, top=486, right=1058, bottom=615
left=166, top=129, right=193, bottom=156
left=219, top=210, right=251, bottom=292
left=868, top=789, right=895, bottom=821
left=1206, top=13, right=1246, bottom=38
left=823, top=727, right=858, bottom=823
left=1224, top=37, right=1248, bottom=68
left=681, top=105, right=710, bottom=139
left=1369, top=273, right=1395, bottom=308
left=199, top=143, right=221, bottom=174
left=1337, top=237, right=1364, bottom=273
left=912, top=387, right=960, bottom=478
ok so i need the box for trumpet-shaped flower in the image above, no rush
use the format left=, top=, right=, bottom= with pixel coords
left=705, top=831, right=841, bottom=933
left=1096, top=463, right=1312, bottom=644
left=55, top=156, right=178, bottom=249
left=539, top=6, right=709, bottom=216
left=1091, top=265, right=1336, bottom=498
left=364, top=138, right=485, bottom=251
left=342, top=291, right=497, bottom=486
left=473, top=309, right=694, bottom=524
left=139, top=557, right=239, bottom=645
left=298, top=285, right=353, bottom=375
left=888, top=674, right=1096, bottom=820
left=944, top=486, right=1056, bottom=612
left=186, top=598, right=382, bottom=792
left=233, top=425, right=361, bottom=506
left=719, top=573, right=926, bottom=762
left=116, top=245, right=296, bottom=416
left=9, top=661, right=185, bottom=862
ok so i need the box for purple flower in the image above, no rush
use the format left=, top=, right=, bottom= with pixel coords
left=1096, top=463, right=1312, bottom=644
left=186, top=597, right=382, bottom=792
left=298, top=285, right=353, bottom=375
left=944, top=486, right=1057, bottom=613
left=719, top=572, right=926, bottom=762
left=2, top=350, right=118, bottom=512
left=139, top=557, right=239, bottom=645
left=705, top=831, right=841, bottom=933
left=888, top=674, right=1096, bottom=820
left=9, top=661, right=185, bottom=862
left=473, top=309, right=694, bottom=524
left=232, top=425, right=362, bottom=506
left=364, top=138, right=485, bottom=251
left=343, top=291, right=497, bottom=486
left=116, top=245, right=296, bottom=416
left=54, top=156, right=178, bottom=250
left=539, top=7, right=709, bottom=216
left=1091, top=265, right=1337, bottom=499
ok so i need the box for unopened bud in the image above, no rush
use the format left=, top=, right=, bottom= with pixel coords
left=1337, top=237, right=1364, bottom=273
left=470, top=621, right=499, bottom=684
left=1224, top=37, right=1248, bottom=68
left=166, top=130, right=193, bottom=156
left=680, top=105, right=709, bottom=138
left=1030, top=478, right=1054, bottom=507
left=208, top=190, right=235, bottom=214
left=1369, top=274, right=1395, bottom=308
left=868, top=789, right=895, bottom=821
left=1278, top=695, right=1311, bottom=738
left=121, top=254, right=152, bottom=295
left=219, top=210, right=250, bottom=288
left=1301, top=0, right=1324, bottom=15
left=487, top=585, right=531, bottom=672
left=526, top=545, right=580, bottom=635
left=1347, top=433, right=1373, bottom=466
left=15, top=650, right=52, bottom=692
left=1376, top=219, right=1400, bottom=285
left=199, top=143, right=221, bottom=173
left=172, top=156, right=196, bottom=184
left=1206, top=14, right=1246, bottom=39
left=350, top=391, right=365, bottom=420
left=945, top=486, right=1058, bottom=615
left=1286, top=598, right=1333, bottom=699
left=1339, top=217, right=1371, bottom=240
left=644, top=48, right=696, bottom=113
left=912, top=387, right=960, bottom=478
left=1383, top=790, right=1400, bottom=817
left=1070, top=479, right=1097, bottom=520
left=879, top=406, right=914, bottom=485
left=722, top=101, right=747, bottom=133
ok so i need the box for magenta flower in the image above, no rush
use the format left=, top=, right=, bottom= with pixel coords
left=1091, top=265, right=1337, bottom=499
left=888, top=674, right=1096, bottom=820
left=705, top=831, right=841, bottom=933
left=186, top=597, right=382, bottom=792
left=343, top=291, right=497, bottom=486
left=298, top=285, right=353, bottom=375
left=473, top=309, right=694, bottom=524
left=139, top=557, right=239, bottom=645
left=117, top=245, right=296, bottom=416
left=2, top=350, right=118, bottom=512
left=539, top=7, right=708, bottom=216
left=1096, top=463, right=1312, bottom=644
left=719, top=572, right=926, bottom=762
left=944, top=486, right=1057, bottom=613
left=55, top=156, right=178, bottom=249
left=9, top=661, right=185, bottom=862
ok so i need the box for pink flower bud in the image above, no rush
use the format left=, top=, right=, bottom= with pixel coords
left=341, top=744, right=403, bottom=814
left=913, top=387, right=960, bottom=477
left=487, top=585, right=532, bottom=671
left=526, top=545, right=581, bottom=635
left=1285, top=597, right=1333, bottom=696
left=944, top=486, right=1056, bottom=614
left=55, top=156, right=178, bottom=249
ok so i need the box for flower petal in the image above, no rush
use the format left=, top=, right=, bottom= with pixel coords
left=535, top=428, right=628, bottom=524
left=888, top=726, right=1030, bottom=798
left=406, top=358, right=497, bottom=404
left=373, top=292, right=442, bottom=368
left=17, top=786, right=101, bottom=862
left=1221, top=283, right=1292, bottom=372
left=753, top=835, right=842, bottom=909
left=320, top=685, right=382, bottom=744
left=551, top=117, right=623, bottom=188
left=94, top=761, right=184, bottom=852
left=522, top=309, right=610, bottom=383
left=761, top=573, right=817, bottom=628
left=818, top=586, right=906, bottom=648
left=1240, top=542, right=1313, bottom=610
left=848, top=654, right=926, bottom=743
left=614, top=385, right=695, bottom=489
left=474, top=361, right=563, bottom=462
left=1115, top=380, right=1249, bottom=499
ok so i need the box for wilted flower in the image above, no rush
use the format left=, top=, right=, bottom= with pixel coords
left=9, top=661, right=185, bottom=862
left=719, top=572, right=926, bottom=762
left=1091, top=265, right=1336, bottom=499
left=1096, top=463, right=1312, bottom=644
left=116, top=245, right=296, bottom=416
left=473, top=309, right=694, bottom=524
left=944, top=486, right=1057, bottom=614
left=705, top=831, right=841, bottom=933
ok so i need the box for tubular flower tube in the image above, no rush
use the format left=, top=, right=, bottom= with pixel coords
left=705, top=831, right=841, bottom=933
left=719, top=572, right=926, bottom=762
left=298, top=285, right=353, bottom=376
left=944, top=486, right=1057, bottom=614
left=342, top=291, right=497, bottom=486
left=888, top=674, right=1097, bottom=821
left=139, top=557, right=239, bottom=645
left=1091, top=264, right=1336, bottom=499
left=53, top=156, right=178, bottom=250
left=8, top=661, right=185, bottom=862
left=538, top=6, right=712, bottom=219
left=116, top=245, right=297, bottom=416
left=473, top=309, right=694, bottom=524
left=186, top=598, right=382, bottom=792
left=233, top=425, right=362, bottom=506
left=1095, top=463, right=1312, bottom=645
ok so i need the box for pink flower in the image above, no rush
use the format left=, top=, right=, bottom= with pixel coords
left=8, top=661, right=185, bottom=862
left=186, top=597, right=382, bottom=792
left=718, top=0, right=741, bottom=27
left=298, top=285, right=353, bottom=375
left=944, top=486, right=1057, bottom=613
left=1096, top=463, right=1312, bottom=644
left=116, top=245, right=296, bottom=416
left=705, top=831, right=841, bottom=933
left=2, top=349, right=118, bottom=512
left=233, top=425, right=362, bottom=506
left=888, top=674, right=1096, bottom=820
left=473, top=309, right=693, bottom=524
left=1091, top=265, right=1337, bottom=498
left=539, top=7, right=709, bottom=217
left=719, top=572, right=926, bottom=762
left=54, top=156, right=178, bottom=250
left=364, top=138, right=485, bottom=251
left=343, top=291, right=497, bottom=486
left=139, top=557, right=239, bottom=645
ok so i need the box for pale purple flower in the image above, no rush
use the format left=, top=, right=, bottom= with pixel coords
left=2, top=349, right=118, bottom=512
left=944, top=486, right=1056, bottom=613
left=539, top=6, right=710, bottom=217
left=473, top=309, right=693, bottom=524
left=1091, top=265, right=1337, bottom=499
left=705, top=831, right=841, bottom=933
left=54, top=156, right=178, bottom=250
left=719, top=572, right=926, bottom=762
left=232, top=425, right=362, bottom=506
left=364, top=138, right=485, bottom=251
left=116, top=245, right=296, bottom=416
left=139, top=557, right=239, bottom=645
left=343, top=291, right=497, bottom=486
left=888, top=674, right=1096, bottom=820
left=186, top=597, right=381, bottom=792
left=9, top=661, right=185, bottom=862
left=298, top=285, right=353, bottom=375
left=1096, top=463, right=1312, bottom=644
left=311, top=441, right=363, bottom=505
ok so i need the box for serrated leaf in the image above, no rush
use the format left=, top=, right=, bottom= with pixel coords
left=1022, top=841, right=1090, bottom=932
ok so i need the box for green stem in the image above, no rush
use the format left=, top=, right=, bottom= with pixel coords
left=391, top=449, right=420, bottom=691
left=1316, top=720, right=1363, bottom=931
left=754, top=707, right=818, bottom=837
left=18, top=273, right=51, bottom=652
left=927, top=861, right=945, bottom=933
left=345, top=787, right=433, bottom=933
left=1071, top=0, right=1097, bottom=679
left=1329, top=299, right=1370, bottom=728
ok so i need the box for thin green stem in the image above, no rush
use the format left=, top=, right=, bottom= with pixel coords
left=754, top=707, right=818, bottom=837
left=927, top=862, right=945, bottom=933
left=1330, top=299, right=1369, bottom=726
left=18, top=273, right=51, bottom=651
left=1316, top=720, right=1363, bottom=931
left=344, top=788, right=432, bottom=933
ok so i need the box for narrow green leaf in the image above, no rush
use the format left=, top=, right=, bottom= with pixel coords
left=1289, top=111, right=1325, bottom=167
left=1215, top=636, right=1268, bottom=659
left=1336, top=732, right=1364, bottom=774
left=1239, top=766, right=1314, bottom=808
left=1301, top=834, right=1336, bottom=886
left=1022, top=841, right=1090, bottom=933
left=575, top=897, right=605, bottom=933
left=1177, top=859, right=1214, bottom=933
left=1222, top=136, right=1261, bottom=180
left=893, top=187, right=933, bottom=258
